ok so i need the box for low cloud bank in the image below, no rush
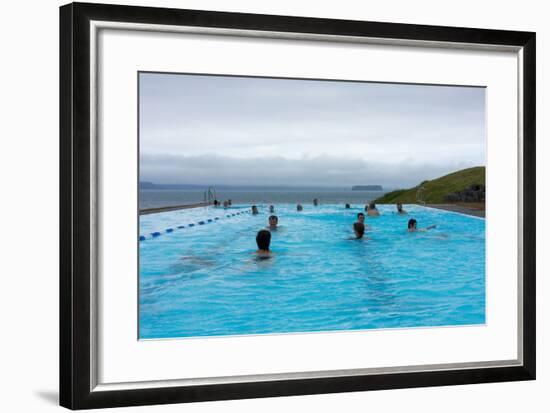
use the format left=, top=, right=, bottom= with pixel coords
left=140, top=153, right=481, bottom=188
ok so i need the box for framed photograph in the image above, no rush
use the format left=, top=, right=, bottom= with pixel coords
left=60, top=2, right=536, bottom=409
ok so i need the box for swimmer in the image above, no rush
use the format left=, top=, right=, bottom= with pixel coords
left=355, top=212, right=369, bottom=232
left=352, top=222, right=365, bottom=239
left=345, top=203, right=351, bottom=209
left=297, top=203, right=303, bottom=211
left=251, top=205, right=259, bottom=215
left=367, top=201, right=380, bottom=217
left=313, top=198, right=319, bottom=206
left=267, top=215, right=278, bottom=230
left=396, top=203, right=407, bottom=214
left=407, top=218, right=436, bottom=232
left=223, top=200, right=229, bottom=208
left=255, top=229, right=272, bottom=257
left=269, top=205, right=275, bottom=213
left=213, top=199, right=219, bottom=207
left=228, top=199, right=232, bottom=206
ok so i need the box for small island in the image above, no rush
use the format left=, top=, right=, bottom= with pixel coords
left=352, top=185, right=383, bottom=191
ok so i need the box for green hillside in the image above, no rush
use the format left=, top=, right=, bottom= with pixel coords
left=374, top=166, right=486, bottom=204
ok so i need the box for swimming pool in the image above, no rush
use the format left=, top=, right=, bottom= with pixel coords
left=139, top=204, right=485, bottom=339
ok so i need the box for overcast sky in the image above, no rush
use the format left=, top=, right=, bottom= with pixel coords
left=139, top=73, right=485, bottom=188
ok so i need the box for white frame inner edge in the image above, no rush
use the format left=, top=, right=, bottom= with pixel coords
left=89, top=20, right=524, bottom=392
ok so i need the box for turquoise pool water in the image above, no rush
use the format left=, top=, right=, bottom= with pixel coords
left=139, top=204, right=485, bottom=339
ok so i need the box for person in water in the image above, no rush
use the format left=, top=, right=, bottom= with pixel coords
left=396, top=203, right=407, bottom=214
left=345, top=203, right=351, bottom=209
left=355, top=212, right=369, bottom=231
left=269, top=205, right=275, bottom=213
left=297, top=203, right=303, bottom=211
left=353, top=222, right=365, bottom=239
left=255, top=229, right=272, bottom=257
left=366, top=201, right=380, bottom=216
left=267, top=215, right=278, bottom=230
left=251, top=205, right=259, bottom=215
left=228, top=199, right=232, bottom=206
left=407, top=218, right=436, bottom=232
left=213, top=199, right=219, bottom=207
left=223, top=200, right=229, bottom=208
left=313, top=198, right=319, bottom=206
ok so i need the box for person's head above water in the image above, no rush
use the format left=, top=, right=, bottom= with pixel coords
left=256, top=229, right=271, bottom=251
left=345, top=203, right=351, bottom=209
left=251, top=205, right=259, bottom=214
left=353, top=222, right=365, bottom=239
left=367, top=201, right=380, bottom=216
left=407, top=218, right=436, bottom=232
left=397, top=203, right=403, bottom=212
left=268, top=215, right=278, bottom=228
left=357, top=212, right=365, bottom=224
left=297, top=204, right=303, bottom=211
left=313, top=198, right=319, bottom=206
left=269, top=205, right=275, bottom=213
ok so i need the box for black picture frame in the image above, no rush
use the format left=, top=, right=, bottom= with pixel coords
left=60, top=2, right=536, bottom=410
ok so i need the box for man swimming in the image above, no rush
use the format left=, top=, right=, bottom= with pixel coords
left=297, top=204, right=303, bottom=211
left=367, top=201, right=380, bottom=216
left=251, top=205, right=259, bottom=215
left=352, top=222, right=365, bottom=239
left=269, top=205, right=275, bottom=213
left=397, top=203, right=407, bottom=214
left=255, top=229, right=272, bottom=257
left=313, top=198, right=319, bottom=206
left=345, top=203, right=351, bottom=209
left=407, top=218, right=436, bottom=232
left=267, top=215, right=278, bottom=230
left=355, top=212, right=369, bottom=231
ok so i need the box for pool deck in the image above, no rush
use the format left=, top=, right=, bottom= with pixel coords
left=426, top=203, right=485, bottom=218
left=140, top=202, right=211, bottom=215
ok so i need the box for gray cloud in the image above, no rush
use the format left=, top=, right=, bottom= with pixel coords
left=140, top=153, right=479, bottom=188
left=139, top=73, right=485, bottom=186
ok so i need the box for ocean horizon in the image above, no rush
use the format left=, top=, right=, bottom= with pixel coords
left=139, top=186, right=393, bottom=210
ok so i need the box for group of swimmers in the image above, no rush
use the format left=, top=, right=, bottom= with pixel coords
left=250, top=200, right=437, bottom=256
left=213, top=199, right=233, bottom=208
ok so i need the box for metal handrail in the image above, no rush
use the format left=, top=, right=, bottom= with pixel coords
left=204, top=186, right=216, bottom=204
left=416, top=186, right=426, bottom=205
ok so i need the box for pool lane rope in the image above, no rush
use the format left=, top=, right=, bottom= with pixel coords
left=139, top=209, right=251, bottom=241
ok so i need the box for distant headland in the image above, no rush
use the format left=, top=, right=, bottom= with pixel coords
left=372, top=166, right=486, bottom=217
left=351, top=185, right=383, bottom=191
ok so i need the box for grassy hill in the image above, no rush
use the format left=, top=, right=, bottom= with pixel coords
left=374, top=166, right=486, bottom=204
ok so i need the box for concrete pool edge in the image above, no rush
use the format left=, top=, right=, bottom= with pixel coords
left=140, top=202, right=212, bottom=215
left=417, top=204, right=486, bottom=220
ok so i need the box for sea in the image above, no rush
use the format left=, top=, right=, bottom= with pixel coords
left=139, top=187, right=391, bottom=210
